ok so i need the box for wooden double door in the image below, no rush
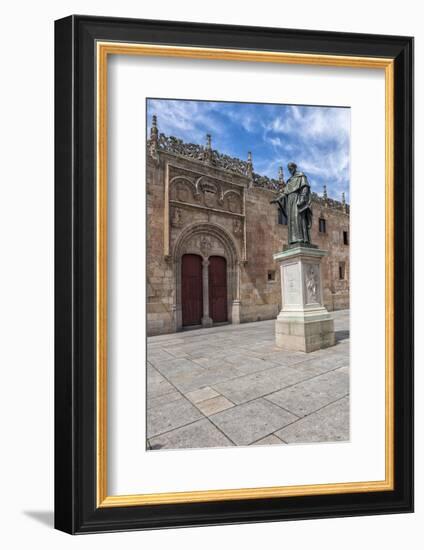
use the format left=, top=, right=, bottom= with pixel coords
left=181, top=254, right=228, bottom=327
left=208, top=256, right=228, bottom=324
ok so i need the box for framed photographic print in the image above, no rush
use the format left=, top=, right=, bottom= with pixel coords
left=54, top=15, right=414, bottom=533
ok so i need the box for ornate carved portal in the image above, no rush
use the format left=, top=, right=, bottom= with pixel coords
left=173, top=223, right=241, bottom=331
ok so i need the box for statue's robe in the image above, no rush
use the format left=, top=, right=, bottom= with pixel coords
left=277, top=172, right=313, bottom=245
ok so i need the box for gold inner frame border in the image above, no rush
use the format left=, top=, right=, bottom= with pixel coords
left=96, top=41, right=395, bottom=508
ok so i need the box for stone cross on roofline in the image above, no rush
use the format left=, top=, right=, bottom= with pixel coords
left=148, top=115, right=349, bottom=212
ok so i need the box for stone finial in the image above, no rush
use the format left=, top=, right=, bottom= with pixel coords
left=278, top=165, right=285, bottom=190
left=247, top=151, right=253, bottom=178
left=204, top=133, right=213, bottom=164
left=150, top=114, right=158, bottom=141
left=149, top=114, right=159, bottom=162
left=323, top=184, right=328, bottom=201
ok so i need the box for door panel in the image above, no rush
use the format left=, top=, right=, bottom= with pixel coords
left=181, top=254, right=203, bottom=326
left=209, top=256, right=227, bottom=323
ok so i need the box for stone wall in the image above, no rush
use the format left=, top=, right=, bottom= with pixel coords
left=146, top=154, right=175, bottom=335
left=241, top=185, right=284, bottom=323
left=146, top=136, right=349, bottom=336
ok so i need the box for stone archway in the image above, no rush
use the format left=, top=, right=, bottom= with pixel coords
left=173, top=223, right=241, bottom=331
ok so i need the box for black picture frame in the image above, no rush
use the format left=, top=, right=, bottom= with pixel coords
left=55, top=15, right=414, bottom=534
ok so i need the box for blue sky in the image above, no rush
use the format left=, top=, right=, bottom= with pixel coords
left=147, top=99, right=350, bottom=202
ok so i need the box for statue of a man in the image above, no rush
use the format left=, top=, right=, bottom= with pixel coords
left=271, top=162, right=313, bottom=246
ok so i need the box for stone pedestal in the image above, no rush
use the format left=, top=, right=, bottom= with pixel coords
left=273, top=246, right=335, bottom=353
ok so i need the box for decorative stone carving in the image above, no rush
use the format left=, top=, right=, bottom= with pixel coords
left=199, top=180, right=217, bottom=195
left=278, top=165, right=286, bottom=190
left=230, top=197, right=240, bottom=213
left=149, top=114, right=159, bottom=163
left=171, top=207, right=184, bottom=228
left=305, top=264, right=320, bottom=304
left=233, top=219, right=243, bottom=236
left=247, top=151, right=253, bottom=178
left=147, top=117, right=350, bottom=211
left=170, top=177, right=199, bottom=203
left=200, top=236, right=212, bottom=256
left=198, top=179, right=217, bottom=208
left=223, top=190, right=241, bottom=213
left=204, top=134, right=213, bottom=165
left=252, top=173, right=281, bottom=191
left=176, top=183, right=191, bottom=203
left=203, top=191, right=214, bottom=208
left=151, top=133, right=252, bottom=177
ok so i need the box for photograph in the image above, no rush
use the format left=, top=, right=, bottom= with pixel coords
left=146, top=99, right=351, bottom=451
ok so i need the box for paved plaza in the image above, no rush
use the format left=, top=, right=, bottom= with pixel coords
left=147, top=310, right=349, bottom=450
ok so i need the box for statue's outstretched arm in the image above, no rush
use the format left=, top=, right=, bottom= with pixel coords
left=270, top=194, right=287, bottom=217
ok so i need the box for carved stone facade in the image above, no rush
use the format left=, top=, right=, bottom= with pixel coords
left=147, top=132, right=350, bottom=336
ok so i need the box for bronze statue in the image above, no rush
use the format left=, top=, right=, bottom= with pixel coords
left=271, top=162, right=313, bottom=246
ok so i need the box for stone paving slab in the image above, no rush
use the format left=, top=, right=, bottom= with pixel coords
left=209, top=399, right=298, bottom=446
left=146, top=310, right=350, bottom=449
left=196, top=395, right=235, bottom=416
left=169, top=364, right=241, bottom=393
left=152, top=357, right=206, bottom=379
left=212, top=363, right=325, bottom=405
left=185, top=386, right=219, bottom=403
left=147, top=366, right=175, bottom=398
left=256, top=351, right=310, bottom=367
left=275, top=396, right=350, bottom=443
left=251, top=434, right=286, bottom=446
left=265, top=368, right=349, bottom=417
left=149, top=419, right=234, bottom=450
left=223, top=355, right=295, bottom=376
left=147, top=349, right=176, bottom=366
left=147, top=390, right=182, bottom=409
left=288, top=353, right=348, bottom=374
left=147, top=397, right=203, bottom=438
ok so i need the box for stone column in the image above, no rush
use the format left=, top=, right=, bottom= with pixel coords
left=201, top=258, right=213, bottom=327
left=231, top=261, right=241, bottom=324
left=273, top=246, right=335, bottom=353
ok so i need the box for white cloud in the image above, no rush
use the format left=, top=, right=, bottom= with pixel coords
left=147, top=99, right=350, bottom=201
left=265, top=105, right=350, bottom=143
left=262, top=105, right=350, bottom=199
left=147, top=99, right=223, bottom=143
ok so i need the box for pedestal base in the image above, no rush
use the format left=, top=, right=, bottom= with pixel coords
left=275, top=313, right=335, bottom=353
left=273, top=246, right=336, bottom=353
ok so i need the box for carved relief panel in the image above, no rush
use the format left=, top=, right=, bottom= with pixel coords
left=283, top=263, right=302, bottom=306
left=169, top=169, right=243, bottom=215
left=199, top=180, right=218, bottom=208
left=167, top=165, right=246, bottom=261
left=304, top=262, right=321, bottom=304
left=170, top=207, right=184, bottom=228
left=181, top=235, right=226, bottom=259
